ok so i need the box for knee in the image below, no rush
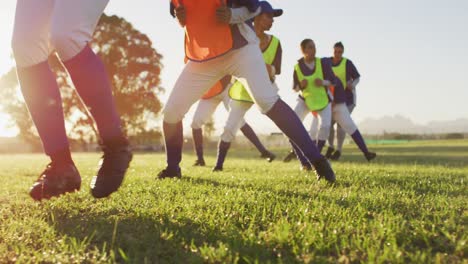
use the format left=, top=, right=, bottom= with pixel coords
left=340, top=120, right=357, bottom=135
left=191, top=117, right=204, bottom=130
left=220, top=130, right=236, bottom=143
left=257, top=96, right=279, bottom=114
left=50, top=29, right=86, bottom=61
left=318, top=124, right=331, bottom=140
left=163, top=106, right=185, bottom=124
left=239, top=119, right=246, bottom=128
left=11, top=32, right=44, bottom=67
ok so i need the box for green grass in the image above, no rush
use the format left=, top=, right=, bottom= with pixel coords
left=0, top=139, right=467, bottom=263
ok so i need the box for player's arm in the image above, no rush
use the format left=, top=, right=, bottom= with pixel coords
left=293, top=71, right=306, bottom=92
left=217, top=0, right=261, bottom=24
left=271, top=41, right=282, bottom=75
left=313, top=59, right=332, bottom=87
left=321, top=58, right=344, bottom=90
left=347, top=60, right=361, bottom=89
left=265, top=41, right=282, bottom=81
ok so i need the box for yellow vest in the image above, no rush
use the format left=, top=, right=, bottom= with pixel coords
left=295, top=58, right=329, bottom=111
left=332, top=58, right=348, bottom=89
left=229, top=35, right=280, bottom=103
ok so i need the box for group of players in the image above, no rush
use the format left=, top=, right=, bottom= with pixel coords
left=185, top=2, right=377, bottom=172
left=11, top=0, right=375, bottom=201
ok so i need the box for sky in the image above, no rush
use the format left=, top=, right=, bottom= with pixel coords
left=0, top=0, right=467, bottom=136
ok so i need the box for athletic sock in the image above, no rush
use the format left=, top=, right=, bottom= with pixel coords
left=163, top=121, right=183, bottom=171
left=290, top=140, right=310, bottom=167
left=240, top=123, right=268, bottom=155
left=266, top=100, right=323, bottom=163
left=215, top=141, right=231, bottom=168
left=50, top=148, right=74, bottom=166
left=351, top=130, right=369, bottom=154
left=192, top=128, right=204, bottom=161
left=16, top=61, right=69, bottom=156
left=63, top=45, right=123, bottom=142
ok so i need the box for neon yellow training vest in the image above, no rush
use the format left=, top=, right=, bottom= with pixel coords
left=332, top=57, right=348, bottom=90
left=229, top=35, right=280, bottom=103
left=295, top=58, right=329, bottom=111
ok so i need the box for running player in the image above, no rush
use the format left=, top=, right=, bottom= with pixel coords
left=11, top=0, right=132, bottom=200
left=328, top=42, right=361, bottom=160
left=288, top=39, right=337, bottom=170
left=212, top=1, right=282, bottom=171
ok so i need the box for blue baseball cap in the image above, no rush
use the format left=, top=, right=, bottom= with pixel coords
left=259, top=1, right=283, bottom=17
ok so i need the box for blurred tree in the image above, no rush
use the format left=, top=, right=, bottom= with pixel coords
left=0, top=14, right=164, bottom=146
left=204, top=117, right=216, bottom=139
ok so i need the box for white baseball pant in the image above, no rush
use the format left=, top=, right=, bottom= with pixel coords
left=191, top=86, right=246, bottom=130
left=12, top=0, right=109, bottom=67
left=163, top=43, right=280, bottom=124
left=293, top=97, right=332, bottom=141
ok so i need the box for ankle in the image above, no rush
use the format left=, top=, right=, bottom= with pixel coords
left=50, top=148, right=74, bottom=166
left=102, top=135, right=129, bottom=147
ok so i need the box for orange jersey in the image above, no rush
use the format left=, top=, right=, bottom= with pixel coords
left=172, top=0, right=234, bottom=62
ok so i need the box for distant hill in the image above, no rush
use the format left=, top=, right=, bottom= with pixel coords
left=358, top=115, right=468, bottom=135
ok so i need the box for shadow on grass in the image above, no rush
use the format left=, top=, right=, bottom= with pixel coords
left=50, top=207, right=280, bottom=263
left=47, top=170, right=465, bottom=263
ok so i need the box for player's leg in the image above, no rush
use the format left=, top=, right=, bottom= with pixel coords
left=325, top=122, right=336, bottom=159
left=237, top=83, right=275, bottom=161
left=191, top=97, right=221, bottom=166
left=51, top=0, right=131, bottom=198
left=232, top=44, right=334, bottom=181
left=332, top=103, right=376, bottom=161
left=12, top=0, right=81, bottom=201
left=214, top=100, right=253, bottom=171
left=160, top=59, right=225, bottom=178
left=286, top=99, right=313, bottom=170
left=309, top=114, right=319, bottom=142
left=335, top=104, right=355, bottom=156
left=316, top=104, right=332, bottom=153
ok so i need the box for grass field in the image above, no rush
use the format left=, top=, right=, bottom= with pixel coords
left=0, top=140, right=467, bottom=263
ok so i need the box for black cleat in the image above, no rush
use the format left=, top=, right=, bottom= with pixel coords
left=330, top=150, right=341, bottom=161
left=157, top=167, right=182, bottom=179
left=261, top=151, right=276, bottom=163
left=312, top=158, right=336, bottom=183
left=301, top=164, right=313, bottom=171
left=193, top=159, right=206, bottom=166
left=212, top=166, right=223, bottom=172
left=325, top=147, right=335, bottom=159
left=365, top=152, right=377, bottom=162
left=90, top=140, right=133, bottom=199
left=29, top=163, right=81, bottom=201
left=283, top=151, right=297, bottom=163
